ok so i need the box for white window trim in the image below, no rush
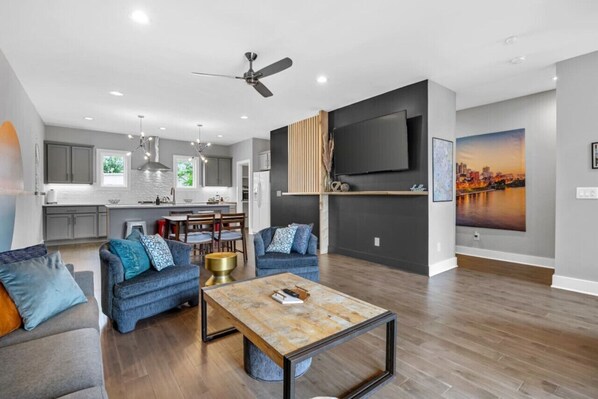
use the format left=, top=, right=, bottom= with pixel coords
left=173, top=155, right=198, bottom=190
left=97, top=149, right=130, bottom=189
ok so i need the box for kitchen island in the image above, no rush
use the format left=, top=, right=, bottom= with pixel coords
left=106, top=202, right=236, bottom=238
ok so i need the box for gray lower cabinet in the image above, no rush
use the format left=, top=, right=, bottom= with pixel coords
left=203, top=157, right=232, bottom=187
left=45, top=142, right=93, bottom=184
left=46, top=214, right=72, bottom=241
left=44, top=206, right=105, bottom=242
left=73, top=213, right=97, bottom=239
left=98, top=212, right=107, bottom=237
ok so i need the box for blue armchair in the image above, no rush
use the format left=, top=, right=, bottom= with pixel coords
left=253, top=227, right=319, bottom=282
left=99, top=239, right=199, bottom=333
left=247, top=227, right=319, bottom=382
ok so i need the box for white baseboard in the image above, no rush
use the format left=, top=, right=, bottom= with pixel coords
left=456, top=246, right=555, bottom=269
left=552, top=275, right=598, bottom=297
left=429, top=257, right=458, bottom=277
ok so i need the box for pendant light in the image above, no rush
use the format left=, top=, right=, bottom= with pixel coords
left=190, top=124, right=211, bottom=163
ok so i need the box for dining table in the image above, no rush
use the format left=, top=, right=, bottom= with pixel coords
left=162, top=211, right=222, bottom=241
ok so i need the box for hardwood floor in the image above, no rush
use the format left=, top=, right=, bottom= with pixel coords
left=52, top=243, right=598, bottom=399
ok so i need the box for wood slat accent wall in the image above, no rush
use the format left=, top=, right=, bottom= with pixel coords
left=287, top=111, right=328, bottom=193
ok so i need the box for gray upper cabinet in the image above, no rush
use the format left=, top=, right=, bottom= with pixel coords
left=46, top=144, right=71, bottom=183
left=71, top=146, right=93, bottom=184
left=45, top=142, right=93, bottom=184
left=203, top=157, right=232, bottom=187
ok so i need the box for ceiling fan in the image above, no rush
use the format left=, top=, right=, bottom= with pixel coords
left=192, top=52, right=292, bottom=98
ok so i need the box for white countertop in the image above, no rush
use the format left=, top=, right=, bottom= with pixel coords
left=44, top=202, right=236, bottom=208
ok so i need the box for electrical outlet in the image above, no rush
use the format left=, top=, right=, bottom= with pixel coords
left=276, top=190, right=282, bottom=197
left=437, top=242, right=441, bottom=252
left=374, top=237, right=380, bottom=247
left=576, top=187, right=598, bottom=199
left=473, top=231, right=480, bottom=241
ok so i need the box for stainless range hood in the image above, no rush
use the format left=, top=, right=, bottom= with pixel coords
left=137, top=136, right=170, bottom=171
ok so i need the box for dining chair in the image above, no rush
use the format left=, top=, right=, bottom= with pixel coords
left=183, top=213, right=216, bottom=259
left=215, top=213, right=247, bottom=262
left=168, top=210, right=194, bottom=239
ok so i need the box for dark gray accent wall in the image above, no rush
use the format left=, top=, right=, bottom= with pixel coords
left=270, top=80, right=429, bottom=274
left=270, top=127, right=320, bottom=235
left=328, top=80, right=429, bottom=274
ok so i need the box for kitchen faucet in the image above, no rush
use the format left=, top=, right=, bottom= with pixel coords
left=170, top=187, right=176, bottom=204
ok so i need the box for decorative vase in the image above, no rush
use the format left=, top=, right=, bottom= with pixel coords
left=324, top=174, right=333, bottom=192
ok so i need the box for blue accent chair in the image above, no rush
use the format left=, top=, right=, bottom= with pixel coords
left=253, top=227, right=319, bottom=281
left=246, top=227, right=319, bottom=381
left=99, top=239, right=199, bottom=333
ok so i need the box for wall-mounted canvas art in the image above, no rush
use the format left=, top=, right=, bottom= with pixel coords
left=456, top=128, right=526, bottom=231
left=432, top=138, right=453, bottom=202
left=0, top=121, right=24, bottom=251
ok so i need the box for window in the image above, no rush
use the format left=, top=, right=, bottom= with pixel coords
left=174, top=155, right=198, bottom=189
left=98, top=149, right=129, bottom=188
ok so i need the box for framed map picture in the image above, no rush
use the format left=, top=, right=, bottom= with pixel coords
left=432, top=138, right=453, bottom=202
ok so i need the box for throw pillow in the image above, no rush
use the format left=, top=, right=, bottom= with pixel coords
left=0, top=243, right=47, bottom=265
left=126, top=229, right=144, bottom=242
left=0, top=252, right=87, bottom=331
left=290, top=223, right=314, bottom=255
left=0, top=284, right=21, bottom=337
left=109, top=239, right=151, bottom=280
left=266, top=226, right=299, bottom=254
left=140, top=234, right=175, bottom=271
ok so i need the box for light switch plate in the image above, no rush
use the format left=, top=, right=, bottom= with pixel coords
left=576, top=187, right=598, bottom=199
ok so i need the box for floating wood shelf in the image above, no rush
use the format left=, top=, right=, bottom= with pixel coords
left=282, top=191, right=428, bottom=196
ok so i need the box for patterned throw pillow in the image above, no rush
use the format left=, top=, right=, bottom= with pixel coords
left=266, top=226, right=299, bottom=254
left=140, top=234, right=175, bottom=271
left=290, top=223, right=314, bottom=254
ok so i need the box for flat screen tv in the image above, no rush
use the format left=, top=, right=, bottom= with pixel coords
left=333, top=110, right=409, bottom=175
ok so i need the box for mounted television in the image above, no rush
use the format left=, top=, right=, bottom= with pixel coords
left=333, top=110, right=409, bottom=176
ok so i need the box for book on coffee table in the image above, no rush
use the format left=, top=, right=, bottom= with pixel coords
left=272, top=290, right=303, bottom=304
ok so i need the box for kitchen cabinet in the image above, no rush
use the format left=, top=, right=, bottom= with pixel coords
left=44, top=206, right=105, bottom=242
left=73, top=213, right=97, bottom=239
left=45, top=142, right=94, bottom=184
left=203, top=157, right=232, bottom=187
left=258, top=151, right=271, bottom=171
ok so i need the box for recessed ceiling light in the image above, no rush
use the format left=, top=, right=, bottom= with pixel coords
left=83, top=116, right=94, bottom=121
left=509, top=56, right=526, bottom=65
left=109, top=91, right=124, bottom=96
left=159, top=127, right=166, bottom=130
left=504, top=35, right=518, bottom=45
left=217, top=134, right=223, bottom=138
left=240, top=115, right=248, bottom=119
left=317, top=76, right=328, bottom=84
left=130, top=10, right=150, bottom=24
left=553, top=76, right=558, bottom=81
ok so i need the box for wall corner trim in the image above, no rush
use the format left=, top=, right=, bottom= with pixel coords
left=551, top=275, right=598, bottom=297
left=456, top=246, right=555, bottom=269
left=429, top=256, right=458, bottom=277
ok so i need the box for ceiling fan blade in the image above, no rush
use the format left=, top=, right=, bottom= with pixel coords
left=255, top=57, right=292, bottom=78
left=253, top=81, right=273, bottom=97
left=191, top=72, right=244, bottom=79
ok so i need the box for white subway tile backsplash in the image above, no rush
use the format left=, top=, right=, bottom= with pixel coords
left=45, top=170, right=234, bottom=205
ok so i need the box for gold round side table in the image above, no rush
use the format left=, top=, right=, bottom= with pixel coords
left=204, top=252, right=237, bottom=286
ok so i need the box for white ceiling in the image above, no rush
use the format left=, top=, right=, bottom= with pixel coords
left=1, top=0, right=598, bottom=144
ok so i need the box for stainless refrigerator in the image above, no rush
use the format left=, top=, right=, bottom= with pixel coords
left=251, top=171, right=271, bottom=233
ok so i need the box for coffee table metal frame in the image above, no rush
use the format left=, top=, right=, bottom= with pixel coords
left=200, top=278, right=397, bottom=399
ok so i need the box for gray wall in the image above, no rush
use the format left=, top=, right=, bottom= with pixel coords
left=0, top=49, right=45, bottom=249
left=555, top=51, right=598, bottom=285
left=45, top=125, right=233, bottom=204
left=455, top=90, right=557, bottom=265
left=427, top=81, right=457, bottom=270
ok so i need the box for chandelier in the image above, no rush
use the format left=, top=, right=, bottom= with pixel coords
left=127, top=115, right=152, bottom=159
left=189, top=124, right=211, bottom=163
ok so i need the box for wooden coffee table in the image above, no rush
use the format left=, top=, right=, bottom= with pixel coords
left=201, top=272, right=396, bottom=399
